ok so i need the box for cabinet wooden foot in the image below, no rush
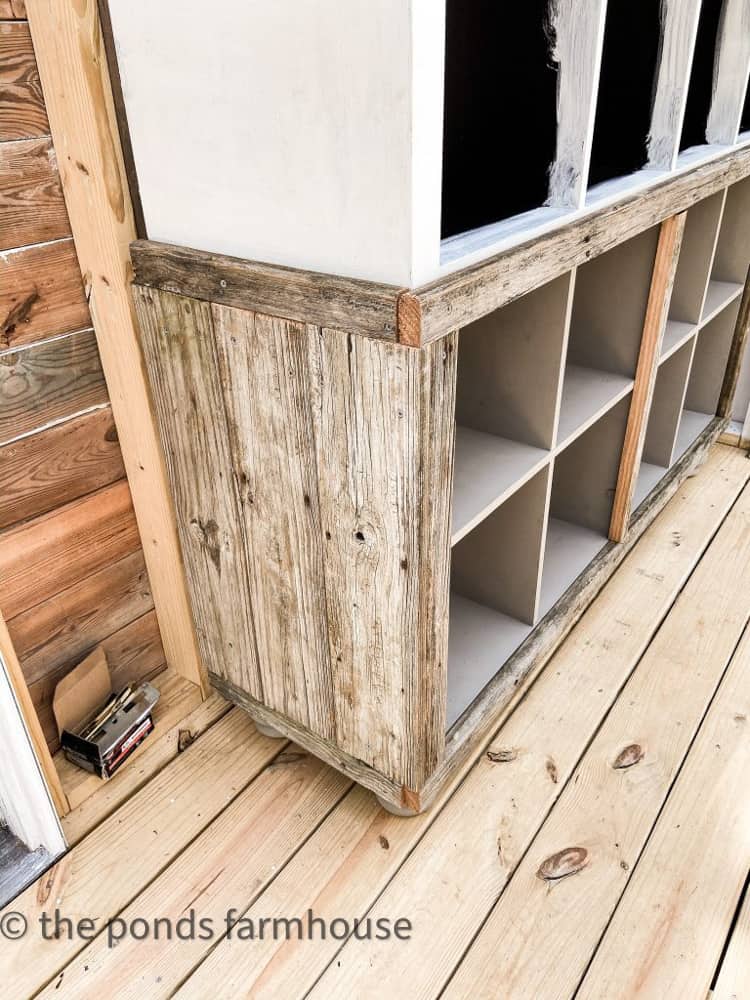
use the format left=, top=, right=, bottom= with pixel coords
left=375, top=794, right=420, bottom=817
left=254, top=719, right=285, bottom=739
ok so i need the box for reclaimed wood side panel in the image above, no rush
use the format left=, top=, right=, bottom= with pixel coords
left=0, top=328, right=108, bottom=445
left=133, top=286, right=262, bottom=699
left=212, top=306, right=335, bottom=737
left=0, top=407, right=125, bottom=530
left=648, top=0, right=702, bottom=169
left=0, top=239, right=90, bottom=351
left=0, top=21, right=48, bottom=140
left=0, top=137, right=70, bottom=251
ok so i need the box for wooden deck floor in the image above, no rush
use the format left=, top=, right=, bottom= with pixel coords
left=3, top=443, right=750, bottom=999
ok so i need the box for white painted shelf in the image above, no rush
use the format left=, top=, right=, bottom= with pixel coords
left=538, top=517, right=607, bottom=618
left=451, top=428, right=549, bottom=545
left=633, top=460, right=668, bottom=510
left=674, top=409, right=714, bottom=459
left=556, top=364, right=633, bottom=449
left=701, top=280, right=743, bottom=324
left=446, top=594, right=533, bottom=728
left=660, top=320, right=696, bottom=362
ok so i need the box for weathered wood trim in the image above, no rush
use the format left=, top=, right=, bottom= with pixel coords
left=706, top=0, right=750, bottom=146
left=718, top=265, right=750, bottom=417
left=422, top=418, right=727, bottom=806
left=0, top=610, right=68, bottom=816
left=130, top=240, right=404, bottom=341
left=27, top=0, right=207, bottom=695
left=409, top=145, right=750, bottom=346
left=610, top=212, right=686, bottom=542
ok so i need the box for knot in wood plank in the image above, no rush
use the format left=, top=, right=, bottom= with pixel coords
left=612, top=743, right=645, bottom=769
left=536, top=846, right=589, bottom=882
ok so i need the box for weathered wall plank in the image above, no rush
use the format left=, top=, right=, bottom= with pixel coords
left=0, top=21, right=49, bottom=140
left=0, top=328, right=108, bottom=445
left=0, top=239, right=90, bottom=351
left=0, top=407, right=124, bottom=530
left=0, top=137, right=70, bottom=250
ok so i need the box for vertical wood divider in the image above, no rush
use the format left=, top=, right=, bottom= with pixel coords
left=648, top=0, right=703, bottom=169
left=0, top=612, right=69, bottom=817
left=547, top=0, right=608, bottom=209
left=706, top=0, right=750, bottom=145
left=609, top=212, right=687, bottom=542
left=26, top=0, right=208, bottom=696
left=718, top=266, right=750, bottom=417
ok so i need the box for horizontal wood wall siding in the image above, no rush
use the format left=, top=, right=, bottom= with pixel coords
left=0, top=407, right=124, bottom=529
left=0, top=137, right=69, bottom=250
left=0, top=9, right=168, bottom=775
left=0, top=328, right=108, bottom=444
left=0, top=21, right=48, bottom=140
left=0, top=0, right=27, bottom=16
left=409, top=145, right=750, bottom=345
left=130, top=240, right=404, bottom=340
left=136, top=284, right=456, bottom=803
left=647, top=0, right=702, bottom=169
left=0, top=238, right=90, bottom=350
left=29, top=609, right=165, bottom=751
left=0, top=480, right=141, bottom=619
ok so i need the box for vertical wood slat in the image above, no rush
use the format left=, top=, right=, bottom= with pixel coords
left=133, top=288, right=262, bottom=700
left=0, top=610, right=68, bottom=817
left=610, top=212, right=687, bottom=542
left=547, top=0, right=608, bottom=209
left=706, top=0, right=750, bottom=145
left=0, top=20, right=49, bottom=141
left=648, top=0, right=703, bottom=169
left=27, top=0, right=208, bottom=696
left=211, top=306, right=335, bottom=737
left=718, top=265, right=750, bottom=417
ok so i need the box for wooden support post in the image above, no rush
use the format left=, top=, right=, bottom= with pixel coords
left=26, top=0, right=208, bottom=695
left=718, top=265, right=750, bottom=418
left=609, top=212, right=687, bottom=542
left=0, top=612, right=68, bottom=817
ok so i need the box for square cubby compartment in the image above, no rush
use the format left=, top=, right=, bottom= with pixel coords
left=667, top=191, right=724, bottom=335
left=675, top=297, right=741, bottom=459
left=540, top=396, right=631, bottom=617
left=703, top=177, right=750, bottom=322
left=448, top=466, right=550, bottom=727
left=558, top=227, right=658, bottom=448
left=452, top=274, right=570, bottom=543
left=634, top=339, right=696, bottom=508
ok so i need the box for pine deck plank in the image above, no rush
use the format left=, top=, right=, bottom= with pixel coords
left=178, top=445, right=750, bottom=1000
left=713, top=887, right=750, bottom=1000
left=577, top=626, right=750, bottom=1000
left=0, top=710, right=283, bottom=998
left=441, top=481, right=750, bottom=1000
left=35, top=751, right=350, bottom=999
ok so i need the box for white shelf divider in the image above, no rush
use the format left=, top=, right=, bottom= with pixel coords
left=700, top=279, right=743, bottom=325
left=556, top=364, right=633, bottom=449
left=660, top=320, right=696, bottom=362
left=673, top=409, right=714, bottom=459
left=538, top=517, right=607, bottom=618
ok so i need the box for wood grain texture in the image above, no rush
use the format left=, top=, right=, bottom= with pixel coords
left=131, top=239, right=404, bottom=340
left=0, top=21, right=48, bottom=140
left=706, top=0, right=750, bottom=145
left=576, top=621, right=750, bottom=1000
left=0, top=238, right=90, bottom=351
left=648, top=0, right=703, bottom=168
left=718, top=265, right=750, bottom=417
left=713, top=886, right=750, bottom=1000
left=610, top=213, right=686, bottom=541
left=411, top=146, right=750, bottom=346
left=133, top=287, right=262, bottom=698
left=0, top=328, right=107, bottom=445
left=0, top=479, right=141, bottom=619
left=0, top=709, right=282, bottom=999
left=211, top=306, right=335, bottom=735
left=0, top=610, right=68, bottom=816
left=0, top=406, right=124, bottom=530
left=8, top=548, right=153, bottom=687
left=31, top=608, right=165, bottom=751
left=26, top=0, right=207, bottom=694
left=547, top=0, right=607, bottom=208
left=0, top=137, right=69, bottom=251
left=0, top=0, right=27, bottom=15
